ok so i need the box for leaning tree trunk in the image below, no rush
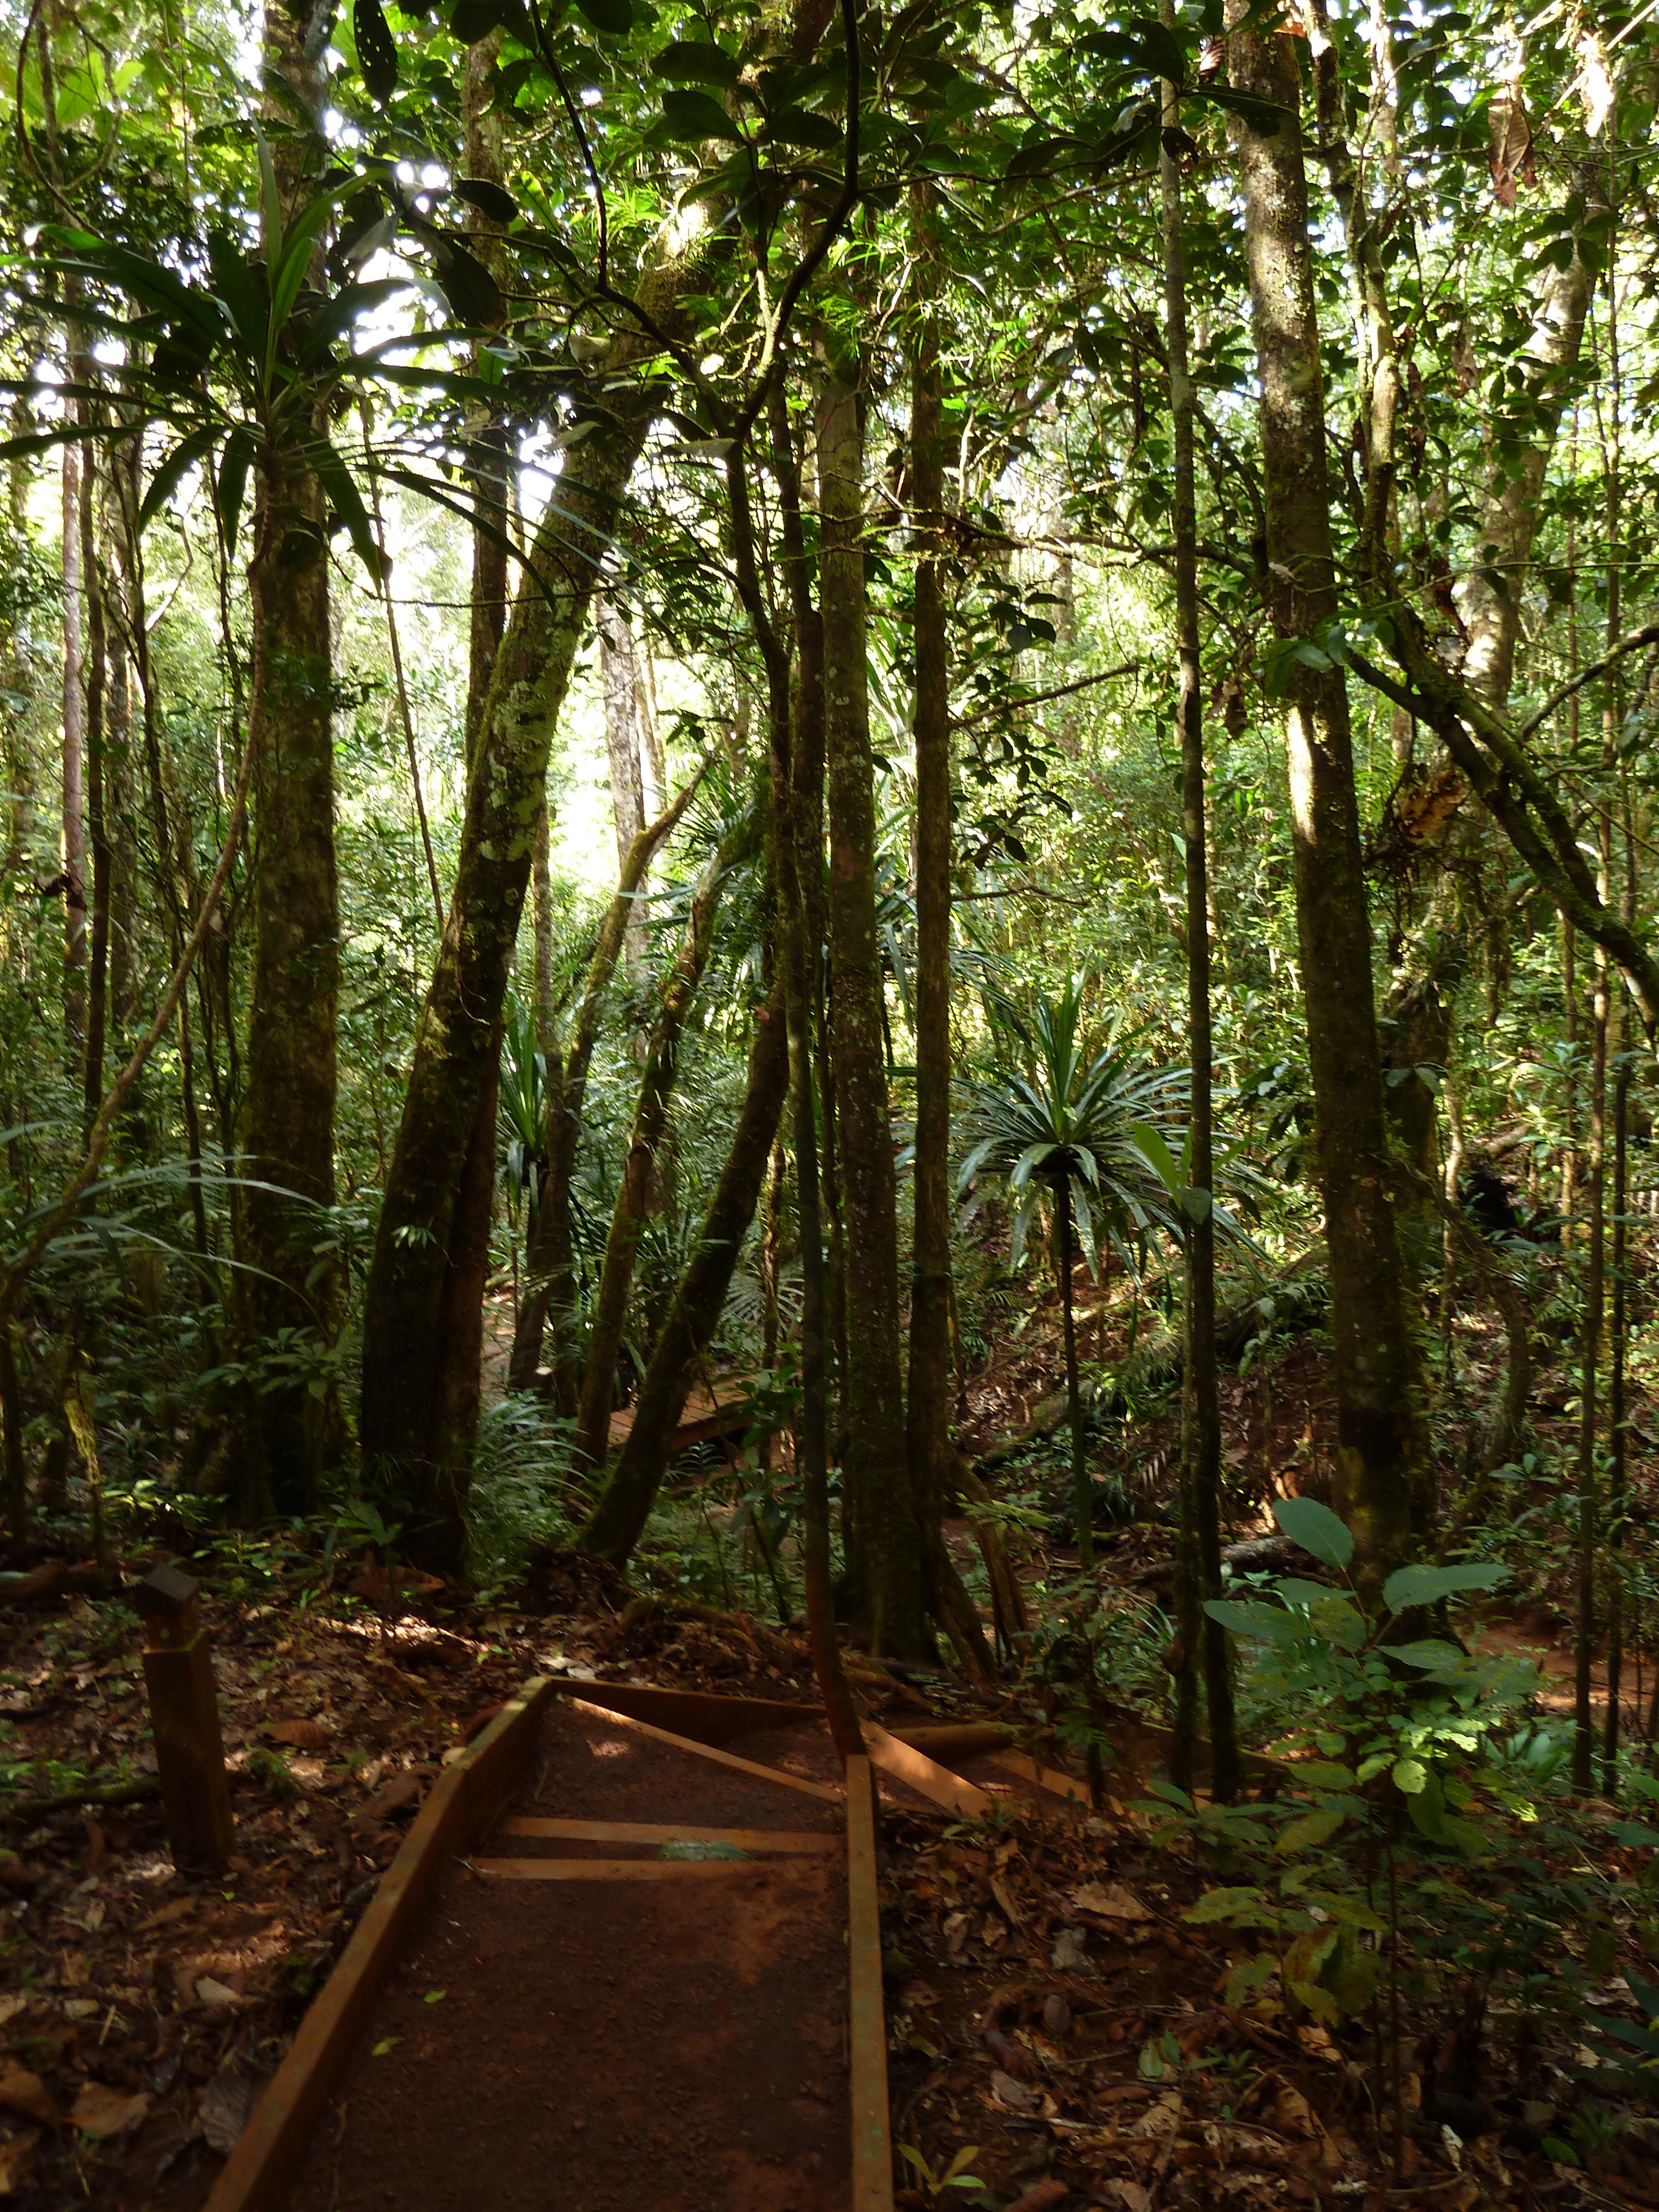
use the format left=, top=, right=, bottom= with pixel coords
left=362, top=427, right=649, bottom=1569
left=1228, top=10, right=1426, bottom=1590
left=815, top=337, right=927, bottom=1660
left=60, top=441, right=86, bottom=1057
left=508, top=773, right=705, bottom=1398
left=578, top=987, right=789, bottom=1563
left=79, top=446, right=109, bottom=1130
left=358, top=210, right=713, bottom=1568
left=573, top=822, right=744, bottom=1473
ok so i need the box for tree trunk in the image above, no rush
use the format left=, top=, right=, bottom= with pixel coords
left=904, top=181, right=956, bottom=1553
left=238, top=430, right=340, bottom=1517
left=60, top=442, right=86, bottom=1055
left=360, top=214, right=714, bottom=1563
left=1573, top=927, right=1608, bottom=1793
left=575, top=825, right=742, bottom=1473
left=1228, top=12, right=1426, bottom=1590
left=815, top=340, right=926, bottom=1658
left=507, top=774, right=704, bottom=1397
left=578, top=989, right=789, bottom=1563
left=79, top=450, right=109, bottom=1129
left=1161, top=23, right=1238, bottom=1801
left=598, top=596, right=650, bottom=984
left=1056, top=1179, right=1091, bottom=1575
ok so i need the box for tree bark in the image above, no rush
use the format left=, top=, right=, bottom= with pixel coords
left=575, top=821, right=744, bottom=1473
left=598, top=597, right=650, bottom=983
left=904, top=182, right=956, bottom=1561
left=1228, top=13, right=1426, bottom=1589
left=239, top=428, right=340, bottom=1516
left=361, top=226, right=711, bottom=1565
left=1161, top=28, right=1239, bottom=1801
left=79, top=449, right=109, bottom=1129
left=60, top=442, right=86, bottom=1055
left=815, top=339, right=926, bottom=1658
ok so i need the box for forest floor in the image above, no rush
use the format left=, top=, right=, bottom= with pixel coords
left=3, top=1266, right=1659, bottom=2208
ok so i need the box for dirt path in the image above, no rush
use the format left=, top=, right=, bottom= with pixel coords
left=281, top=1699, right=855, bottom=2212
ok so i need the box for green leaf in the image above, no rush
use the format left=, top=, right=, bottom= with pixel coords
left=1191, top=82, right=1287, bottom=132
left=1272, top=1496, right=1354, bottom=1570
left=763, top=106, right=844, bottom=150
left=356, top=0, right=399, bottom=101
left=651, top=38, right=739, bottom=85
left=1381, top=1561, right=1506, bottom=1614
left=1392, top=1756, right=1428, bottom=1796
left=572, top=0, right=632, bottom=33
left=139, top=426, right=222, bottom=532
left=216, top=426, right=253, bottom=556
left=660, top=86, right=742, bottom=142
left=1078, top=19, right=1188, bottom=82
left=453, top=176, right=518, bottom=224
left=1276, top=1806, right=1344, bottom=1855
left=1608, top=1821, right=1659, bottom=1850
left=1204, top=1598, right=1301, bottom=1645
left=305, top=434, right=386, bottom=580
left=449, top=0, right=528, bottom=38
left=1184, top=1886, right=1271, bottom=1926
left=1378, top=1640, right=1467, bottom=1672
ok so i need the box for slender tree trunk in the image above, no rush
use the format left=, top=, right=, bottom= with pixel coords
left=80, top=455, right=109, bottom=1130
left=106, top=612, right=138, bottom=1046
left=60, top=443, right=86, bottom=1055
left=1574, top=928, right=1608, bottom=1793
left=575, top=828, right=740, bottom=1473
left=598, top=597, right=650, bottom=984
left=905, top=182, right=956, bottom=1545
left=1, top=1324, right=26, bottom=1548
left=816, top=340, right=926, bottom=1658
left=579, top=989, right=789, bottom=1562
left=1228, top=11, right=1425, bottom=1590
left=1057, top=1180, right=1091, bottom=1575
left=1161, top=33, right=1238, bottom=1801
left=507, top=776, right=703, bottom=1395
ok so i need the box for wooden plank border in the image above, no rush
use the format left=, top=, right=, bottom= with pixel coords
left=499, top=1816, right=839, bottom=1853
left=862, top=1721, right=993, bottom=1818
left=204, top=1675, right=552, bottom=2212
left=546, top=1676, right=824, bottom=1745
left=564, top=1692, right=842, bottom=1802
left=846, top=1754, right=894, bottom=2212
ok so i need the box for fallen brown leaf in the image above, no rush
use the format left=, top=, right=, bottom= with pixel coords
left=1072, top=1880, right=1151, bottom=1922
left=70, top=2082, right=148, bottom=2139
left=270, top=1718, right=331, bottom=1749
left=0, top=2129, right=39, bottom=2195
left=0, top=2068, right=58, bottom=2131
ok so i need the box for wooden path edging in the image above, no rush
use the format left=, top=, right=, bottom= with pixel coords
left=204, top=1674, right=899, bottom=2212
left=846, top=1754, right=894, bottom=2212
left=545, top=1675, right=824, bottom=1746
left=204, top=1675, right=553, bottom=2212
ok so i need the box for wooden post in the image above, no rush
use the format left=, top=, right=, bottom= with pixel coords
left=136, top=1563, right=234, bottom=1870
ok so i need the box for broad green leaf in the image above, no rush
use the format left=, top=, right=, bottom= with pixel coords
left=1204, top=1598, right=1301, bottom=1645
left=1608, top=1821, right=1659, bottom=1850
left=453, top=177, right=518, bottom=224
left=1381, top=1561, right=1506, bottom=1613
left=572, top=0, right=632, bottom=33
left=355, top=0, right=399, bottom=101
left=306, top=435, right=385, bottom=581
left=651, top=39, right=739, bottom=85
left=1379, top=1640, right=1467, bottom=1672
left=216, top=426, right=253, bottom=556
left=661, top=86, right=743, bottom=142
left=139, top=426, right=222, bottom=531
left=1276, top=1807, right=1344, bottom=1855
left=1272, top=1496, right=1354, bottom=1569
left=1183, top=1885, right=1269, bottom=1924
left=1392, top=1756, right=1428, bottom=1796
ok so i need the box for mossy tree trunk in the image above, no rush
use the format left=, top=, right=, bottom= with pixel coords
left=815, top=338, right=927, bottom=1660
left=1229, top=13, right=1426, bottom=1589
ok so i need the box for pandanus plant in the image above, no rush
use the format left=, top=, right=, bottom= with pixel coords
left=956, top=977, right=1196, bottom=1573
